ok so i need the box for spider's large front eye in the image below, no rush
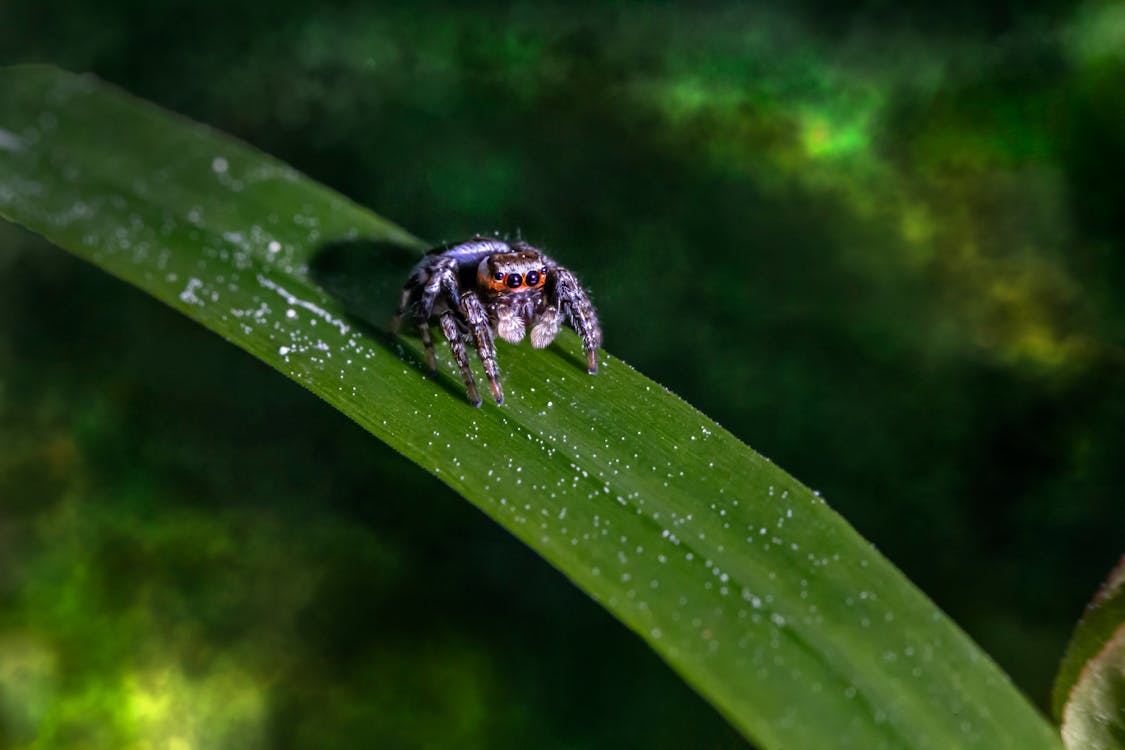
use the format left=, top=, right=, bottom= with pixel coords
left=505, top=273, right=523, bottom=289
left=524, top=270, right=540, bottom=286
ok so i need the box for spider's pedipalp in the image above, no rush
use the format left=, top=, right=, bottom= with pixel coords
left=529, top=305, right=561, bottom=349
left=495, top=305, right=526, bottom=344
left=439, top=311, right=481, bottom=407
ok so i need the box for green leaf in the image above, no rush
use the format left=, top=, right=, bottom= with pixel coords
left=1055, top=556, right=1125, bottom=750
left=0, top=64, right=1062, bottom=749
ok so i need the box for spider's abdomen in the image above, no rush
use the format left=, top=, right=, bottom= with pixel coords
left=427, top=237, right=509, bottom=263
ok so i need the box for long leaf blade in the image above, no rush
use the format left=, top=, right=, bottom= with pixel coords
left=0, top=65, right=1061, bottom=750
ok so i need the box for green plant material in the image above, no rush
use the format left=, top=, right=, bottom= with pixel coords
left=1054, top=556, right=1125, bottom=750
left=1060, top=633, right=1125, bottom=750
left=0, top=64, right=1062, bottom=750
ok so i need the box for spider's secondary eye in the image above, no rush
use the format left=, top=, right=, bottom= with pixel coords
left=524, top=270, right=540, bottom=286
left=505, top=273, right=523, bottom=288
left=493, top=272, right=504, bottom=281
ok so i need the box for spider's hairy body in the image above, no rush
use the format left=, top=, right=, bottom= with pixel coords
left=392, top=236, right=602, bottom=406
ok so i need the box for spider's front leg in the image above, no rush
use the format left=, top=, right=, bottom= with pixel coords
left=439, top=311, right=482, bottom=406
left=459, top=291, right=504, bottom=405
left=431, top=290, right=502, bottom=406
left=551, top=268, right=603, bottom=374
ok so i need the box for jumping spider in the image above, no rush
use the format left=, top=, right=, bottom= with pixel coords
left=392, top=236, right=602, bottom=406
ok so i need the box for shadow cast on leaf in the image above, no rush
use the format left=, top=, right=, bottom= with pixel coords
left=309, top=238, right=472, bottom=404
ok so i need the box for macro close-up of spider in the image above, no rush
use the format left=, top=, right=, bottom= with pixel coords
left=392, top=236, right=603, bottom=406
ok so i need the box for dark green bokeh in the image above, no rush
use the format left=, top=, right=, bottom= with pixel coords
left=1, top=2, right=1122, bottom=747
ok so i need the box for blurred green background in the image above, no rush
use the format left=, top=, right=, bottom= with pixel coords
left=2, top=1, right=1124, bottom=747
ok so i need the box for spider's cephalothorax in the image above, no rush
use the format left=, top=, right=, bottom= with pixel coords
left=392, top=236, right=602, bottom=406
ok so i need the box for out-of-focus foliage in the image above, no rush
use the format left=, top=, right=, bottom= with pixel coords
left=1, top=1, right=1123, bottom=747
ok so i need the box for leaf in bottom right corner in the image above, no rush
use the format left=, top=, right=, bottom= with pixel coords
left=1055, top=555, right=1125, bottom=750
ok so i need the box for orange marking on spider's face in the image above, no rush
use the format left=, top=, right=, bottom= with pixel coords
left=480, top=270, right=510, bottom=293
left=478, top=255, right=549, bottom=293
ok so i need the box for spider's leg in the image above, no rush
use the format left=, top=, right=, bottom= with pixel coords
left=391, top=282, right=416, bottom=334
left=459, top=291, right=504, bottom=405
left=422, top=259, right=495, bottom=404
left=439, top=311, right=481, bottom=407
left=399, top=257, right=460, bottom=370
left=418, top=259, right=456, bottom=321
left=552, top=268, right=603, bottom=374
left=392, top=256, right=439, bottom=333
left=416, top=315, right=437, bottom=372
